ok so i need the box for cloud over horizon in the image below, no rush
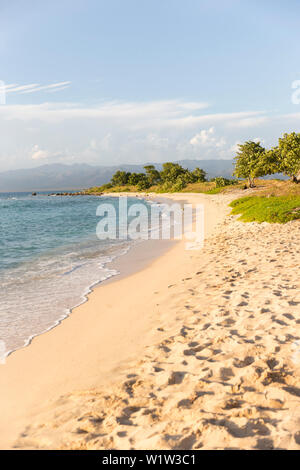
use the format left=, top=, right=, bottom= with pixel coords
left=0, top=98, right=299, bottom=171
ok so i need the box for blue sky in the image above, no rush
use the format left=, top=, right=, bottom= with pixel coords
left=0, top=0, right=300, bottom=170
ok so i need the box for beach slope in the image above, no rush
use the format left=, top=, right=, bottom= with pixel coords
left=1, top=193, right=299, bottom=450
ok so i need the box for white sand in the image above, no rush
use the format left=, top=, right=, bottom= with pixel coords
left=1, top=192, right=299, bottom=450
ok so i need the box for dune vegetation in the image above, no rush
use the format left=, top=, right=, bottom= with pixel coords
left=230, top=195, right=300, bottom=224
left=86, top=132, right=300, bottom=224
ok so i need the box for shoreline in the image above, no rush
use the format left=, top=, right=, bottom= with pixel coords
left=0, top=192, right=227, bottom=449
left=1, top=191, right=299, bottom=449
left=1, top=193, right=176, bottom=360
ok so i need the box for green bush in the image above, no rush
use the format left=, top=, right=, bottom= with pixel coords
left=211, top=177, right=238, bottom=188
left=136, top=178, right=151, bottom=191
left=99, top=183, right=113, bottom=190
left=171, top=177, right=187, bottom=192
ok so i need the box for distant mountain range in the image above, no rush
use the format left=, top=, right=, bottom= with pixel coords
left=0, top=160, right=237, bottom=192
left=0, top=160, right=285, bottom=192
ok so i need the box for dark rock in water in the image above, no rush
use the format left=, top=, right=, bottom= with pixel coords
left=47, top=191, right=86, bottom=196
left=32, top=192, right=37, bottom=196
left=46, top=191, right=99, bottom=197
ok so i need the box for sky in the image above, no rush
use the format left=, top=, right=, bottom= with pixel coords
left=0, top=0, right=300, bottom=171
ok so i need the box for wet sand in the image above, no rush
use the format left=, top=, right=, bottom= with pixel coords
left=1, top=192, right=299, bottom=450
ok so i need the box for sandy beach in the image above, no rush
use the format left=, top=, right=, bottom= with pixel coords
left=0, top=192, right=299, bottom=450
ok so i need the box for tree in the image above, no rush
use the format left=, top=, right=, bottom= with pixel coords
left=128, top=173, right=145, bottom=185
left=143, top=165, right=161, bottom=185
left=233, top=141, right=266, bottom=187
left=274, top=132, right=300, bottom=183
left=111, top=171, right=131, bottom=186
left=171, top=176, right=187, bottom=192
left=256, top=148, right=281, bottom=177
left=191, top=167, right=207, bottom=182
left=160, top=163, right=188, bottom=184
left=136, top=174, right=151, bottom=191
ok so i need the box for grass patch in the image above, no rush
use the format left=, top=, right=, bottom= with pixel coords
left=177, top=181, right=243, bottom=194
left=86, top=181, right=220, bottom=194
left=229, top=195, right=300, bottom=223
left=204, top=186, right=226, bottom=195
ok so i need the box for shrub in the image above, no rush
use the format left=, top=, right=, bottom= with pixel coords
left=212, top=177, right=238, bottom=188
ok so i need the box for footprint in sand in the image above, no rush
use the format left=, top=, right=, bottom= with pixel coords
left=220, top=367, right=235, bottom=381
left=294, top=432, right=300, bottom=446
left=233, top=356, right=255, bottom=368
left=168, top=371, right=186, bottom=385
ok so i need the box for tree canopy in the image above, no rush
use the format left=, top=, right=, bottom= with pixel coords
left=233, top=141, right=266, bottom=187
left=111, top=170, right=131, bottom=186
left=108, top=162, right=208, bottom=192
left=98, top=131, right=300, bottom=194
left=276, top=132, right=300, bottom=181
left=233, top=133, right=300, bottom=185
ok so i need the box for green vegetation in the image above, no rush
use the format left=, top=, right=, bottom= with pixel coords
left=87, top=131, right=300, bottom=196
left=229, top=195, right=300, bottom=224
left=270, top=132, right=300, bottom=182
left=211, top=177, right=238, bottom=188
left=234, top=132, right=300, bottom=187
left=87, top=162, right=207, bottom=193
left=204, top=186, right=228, bottom=195
left=233, top=141, right=266, bottom=188
left=85, top=130, right=300, bottom=224
left=86, top=162, right=239, bottom=195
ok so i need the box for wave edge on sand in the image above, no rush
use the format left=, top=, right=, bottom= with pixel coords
left=2, top=193, right=300, bottom=450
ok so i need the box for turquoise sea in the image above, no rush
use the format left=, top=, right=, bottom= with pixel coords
left=0, top=192, right=157, bottom=357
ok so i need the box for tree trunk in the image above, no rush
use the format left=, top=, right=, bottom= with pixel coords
left=291, top=171, right=300, bottom=183
left=248, top=176, right=256, bottom=188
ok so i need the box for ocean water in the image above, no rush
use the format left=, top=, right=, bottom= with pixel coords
left=0, top=192, right=158, bottom=357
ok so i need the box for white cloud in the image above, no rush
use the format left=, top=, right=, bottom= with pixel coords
left=253, top=137, right=265, bottom=144
left=2, top=84, right=21, bottom=90
left=5, top=84, right=39, bottom=93
left=31, top=145, right=49, bottom=160
left=190, top=127, right=226, bottom=148
left=0, top=99, right=208, bottom=122
left=84, top=134, right=112, bottom=156
left=0, top=97, right=299, bottom=171
left=0, top=101, right=265, bottom=131
left=168, top=111, right=268, bottom=129
left=226, top=116, right=269, bottom=129
left=230, top=141, right=242, bottom=154
left=21, top=81, right=71, bottom=94
left=190, top=127, right=214, bottom=146
left=3, top=81, right=71, bottom=96
left=135, top=133, right=169, bottom=149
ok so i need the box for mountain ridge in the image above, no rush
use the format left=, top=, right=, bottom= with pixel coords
left=0, top=160, right=236, bottom=191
